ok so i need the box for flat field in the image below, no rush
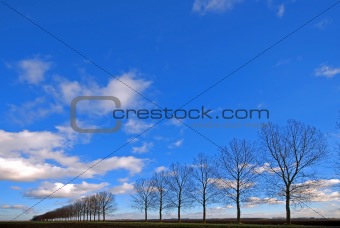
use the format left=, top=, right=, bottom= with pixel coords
left=1, top=219, right=340, bottom=228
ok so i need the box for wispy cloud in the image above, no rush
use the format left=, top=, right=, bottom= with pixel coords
left=15, top=58, right=51, bottom=85
left=7, top=97, right=63, bottom=125
left=124, top=119, right=154, bottom=134
left=315, top=65, right=340, bottom=78
left=132, top=142, right=153, bottom=154
left=155, top=166, right=168, bottom=173
left=0, top=204, right=34, bottom=214
left=169, top=139, right=184, bottom=149
left=276, top=4, right=285, bottom=18
left=273, top=58, right=291, bottom=68
left=315, top=19, right=332, bottom=30
left=10, top=186, right=21, bottom=190
left=245, top=197, right=284, bottom=206
left=193, top=0, right=243, bottom=14
left=45, top=72, right=152, bottom=115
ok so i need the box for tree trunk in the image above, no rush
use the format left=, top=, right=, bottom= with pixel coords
left=159, top=195, right=163, bottom=222
left=236, top=180, right=241, bottom=224
left=236, top=199, right=241, bottom=224
left=286, top=188, right=291, bottom=225
left=144, top=207, right=148, bottom=222
left=103, top=207, right=105, bottom=221
left=203, top=204, right=206, bottom=223
left=159, top=207, right=162, bottom=222
left=178, top=205, right=181, bottom=223
left=203, top=191, right=206, bottom=223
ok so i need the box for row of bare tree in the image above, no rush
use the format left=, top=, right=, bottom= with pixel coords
left=32, top=191, right=116, bottom=222
left=31, top=119, right=333, bottom=224
left=131, top=120, right=329, bottom=225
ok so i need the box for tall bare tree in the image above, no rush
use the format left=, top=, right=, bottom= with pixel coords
left=97, top=191, right=117, bottom=221
left=167, top=162, right=194, bottom=223
left=216, top=139, right=258, bottom=224
left=151, top=171, right=170, bottom=222
left=131, top=178, right=155, bottom=222
left=259, top=119, right=327, bottom=224
left=192, top=153, right=219, bottom=223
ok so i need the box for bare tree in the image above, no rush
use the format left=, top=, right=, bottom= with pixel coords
left=73, top=200, right=83, bottom=221
left=89, top=194, right=99, bottom=221
left=167, top=162, right=194, bottom=223
left=151, top=171, right=170, bottom=222
left=97, top=191, right=117, bottom=221
left=84, top=196, right=91, bottom=221
left=259, top=119, right=327, bottom=224
left=216, top=139, right=258, bottom=224
left=131, top=178, right=155, bottom=222
left=191, top=153, right=219, bottom=223
left=80, top=197, right=87, bottom=221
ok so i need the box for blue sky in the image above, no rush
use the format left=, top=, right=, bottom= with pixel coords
left=0, top=0, right=340, bottom=221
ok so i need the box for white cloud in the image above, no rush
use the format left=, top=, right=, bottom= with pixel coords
left=155, top=166, right=168, bottom=173
left=315, top=65, right=340, bottom=78
left=0, top=156, right=145, bottom=182
left=0, top=128, right=66, bottom=159
left=17, top=58, right=51, bottom=85
left=110, top=182, right=134, bottom=195
left=89, top=156, right=145, bottom=176
left=25, top=181, right=108, bottom=199
left=293, top=179, right=340, bottom=202
left=193, top=0, right=243, bottom=14
left=127, top=137, right=139, bottom=143
left=168, top=139, right=184, bottom=149
left=0, top=128, right=146, bottom=181
left=254, top=162, right=281, bottom=174
left=245, top=196, right=284, bottom=206
left=312, top=179, right=340, bottom=188
left=213, top=178, right=255, bottom=190
left=118, top=177, right=129, bottom=183
left=132, top=142, right=153, bottom=154
left=276, top=4, right=285, bottom=18
left=244, top=179, right=340, bottom=207
left=124, top=119, right=154, bottom=134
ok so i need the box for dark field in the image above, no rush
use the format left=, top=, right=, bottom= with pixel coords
left=1, top=219, right=340, bottom=228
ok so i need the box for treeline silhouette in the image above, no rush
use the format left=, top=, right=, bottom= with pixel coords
left=32, top=192, right=116, bottom=222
